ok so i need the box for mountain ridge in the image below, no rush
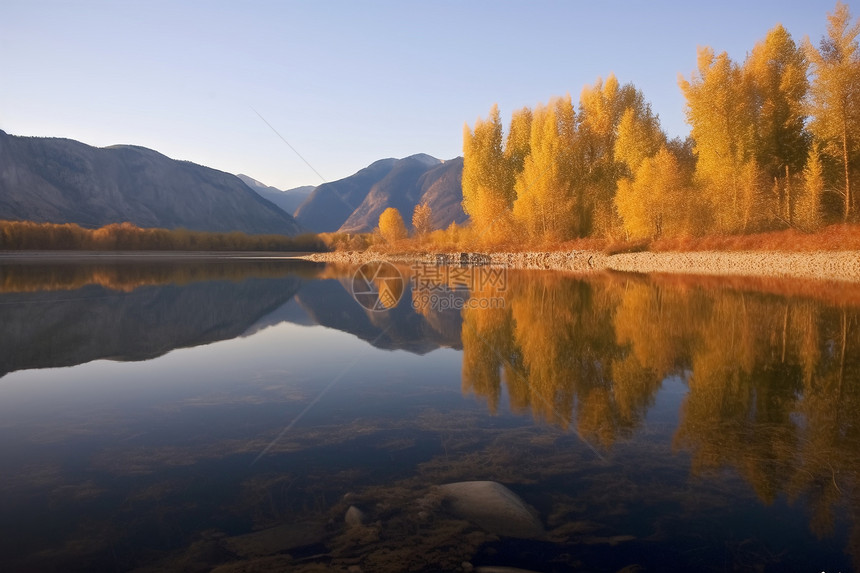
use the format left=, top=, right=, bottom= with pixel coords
left=237, top=174, right=314, bottom=216
left=295, top=154, right=466, bottom=234
left=0, top=130, right=304, bottom=235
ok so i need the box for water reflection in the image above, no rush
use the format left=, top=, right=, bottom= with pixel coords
left=0, top=260, right=320, bottom=376
left=461, top=270, right=860, bottom=565
left=1, top=259, right=860, bottom=571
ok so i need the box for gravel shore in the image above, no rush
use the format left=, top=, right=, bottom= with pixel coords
left=303, top=250, right=860, bottom=283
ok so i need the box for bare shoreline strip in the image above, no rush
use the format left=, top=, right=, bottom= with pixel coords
left=302, top=250, right=860, bottom=283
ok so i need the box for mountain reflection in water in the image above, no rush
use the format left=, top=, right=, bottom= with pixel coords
left=0, top=259, right=858, bottom=572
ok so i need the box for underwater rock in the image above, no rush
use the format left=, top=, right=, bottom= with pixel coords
left=436, top=481, right=545, bottom=539
left=345, top=505, right=366, bottom=527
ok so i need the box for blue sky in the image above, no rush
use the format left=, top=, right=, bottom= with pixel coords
left=0, top=0, right=845, bottom=190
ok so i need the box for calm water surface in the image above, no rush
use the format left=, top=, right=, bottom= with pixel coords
left=0, top=257, right=858, bottom=572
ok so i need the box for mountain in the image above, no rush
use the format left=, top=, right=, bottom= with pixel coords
left=294, top=158, right=398, bottom=233
left=0, top=130, right=304, bottom=235
left=294, top=155, right=466, bottom=234
left=338, top=154, right=440, bottom=233
left=416, top=157, right=467, bottom=231
left=237, top=174, right=314, bottom=215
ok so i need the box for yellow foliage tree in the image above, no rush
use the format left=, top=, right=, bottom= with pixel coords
left=504, top=106, right=533, bottom=176
left=378, top=207, right=407, bottom=244
left=615, top=147, right=690, bottom=239
left=614, top=105, right=665, bottom=176
left=745, top=24, right=809, bottom=220
left=804, top=1, right=860, bottom=222
left=462, top=104, right=514, bottom=241
left=796, top=142, right=826, bottom=231
left=512, top=95, right=578, bottom=242
left=680, top=48, right=763, bottom=233
left=578, top=74, right=659, bottom=236
left=411, top=202, right=433, bottom=236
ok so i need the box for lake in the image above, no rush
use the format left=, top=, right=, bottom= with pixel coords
left=0, top=256, right=858, bottom=572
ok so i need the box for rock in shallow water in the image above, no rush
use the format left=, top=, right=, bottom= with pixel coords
left=345, top=505, right=366, bottom=527
left=436, top=481, right=545, bottom=539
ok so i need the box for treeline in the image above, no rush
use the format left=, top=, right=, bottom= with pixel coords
left=462, top=2, right=860, bottom=245
left=0, top=220, right=328, bottom=251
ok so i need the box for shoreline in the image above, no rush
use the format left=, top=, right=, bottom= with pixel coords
left=301, top=249, right=860, bottom=283
left=1, top=249, right=856, bottom=283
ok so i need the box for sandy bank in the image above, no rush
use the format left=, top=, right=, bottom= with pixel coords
left=302, top=249, right=860, bottom=283
left=608, top=251, right=860, bottom=282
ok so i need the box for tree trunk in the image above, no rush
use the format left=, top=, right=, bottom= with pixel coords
left=843, top=120, right=851, bottom=222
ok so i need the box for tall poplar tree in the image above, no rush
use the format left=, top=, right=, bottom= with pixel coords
left=462, top=104, right=513, bottom=239
left=745, top=24, right=809, bottom=221
left=578, top=75, right=659, bottom=236
left=512, top=96, right=578, bottom=242
left=504, top=106, right=533, bottom=177
left=680, top=48, right=761, bottom=233
left=615, top=147, right=690, bottom=239
left=804, top=1, right=860, bottom=222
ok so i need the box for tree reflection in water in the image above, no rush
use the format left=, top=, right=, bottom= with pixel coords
left=460, top=269, right=860, bottom=563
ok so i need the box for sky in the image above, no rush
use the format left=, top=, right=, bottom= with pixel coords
left=0, top=0, right=846, bottom=190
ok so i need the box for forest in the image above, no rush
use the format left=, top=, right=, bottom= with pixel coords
left=376, top=2, right=860, bottom=251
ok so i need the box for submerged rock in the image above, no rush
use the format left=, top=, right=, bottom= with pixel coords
left=345, top=505, right=366, bottom=527
left=436, top=481, right=545, bottom=539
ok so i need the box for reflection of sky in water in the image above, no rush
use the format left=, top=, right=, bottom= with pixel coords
left=0, top=321, right=466, bottom=443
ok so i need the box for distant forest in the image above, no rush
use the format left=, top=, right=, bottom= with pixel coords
left=454, top=2, right=860, bottom=247
left=0, top=220, right=327, bottom=252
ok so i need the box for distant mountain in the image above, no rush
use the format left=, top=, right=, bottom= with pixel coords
left=294, top=155, right=466, bottom=234
left=0, top=130, right=304, bottom=235
left=237, top=174, right=314, bottom=216
left=338, top=154, right=441, bottom=233
left=417, top=157, right=467, bottom=231
left=294, top=158, right=398, bottom=233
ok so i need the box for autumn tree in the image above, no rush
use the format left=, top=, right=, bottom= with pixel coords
left=745, top=24, right=809, bottom=221
left=796, top=142, right=826, bottom=230
left=614, top=104, right=665, bottom=176
left=512, top=95, right=578, bottom=242
left=804, top=1, right=860, bottom=222
left=378, top=207, right=407, bottom=244
left=411, top=203, right=433, bottom=236
left=504, top=106, right=533, bottom=176
left=462, top=104, right=514, bottom=240
left=680, top=48, right=762, bottom=233
left=615, top=146, right=691, bottom=239
left=577, top=74, right=659, bottom=236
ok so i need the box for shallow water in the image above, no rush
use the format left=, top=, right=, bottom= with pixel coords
left=0, top=258, right=858, bottom=572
